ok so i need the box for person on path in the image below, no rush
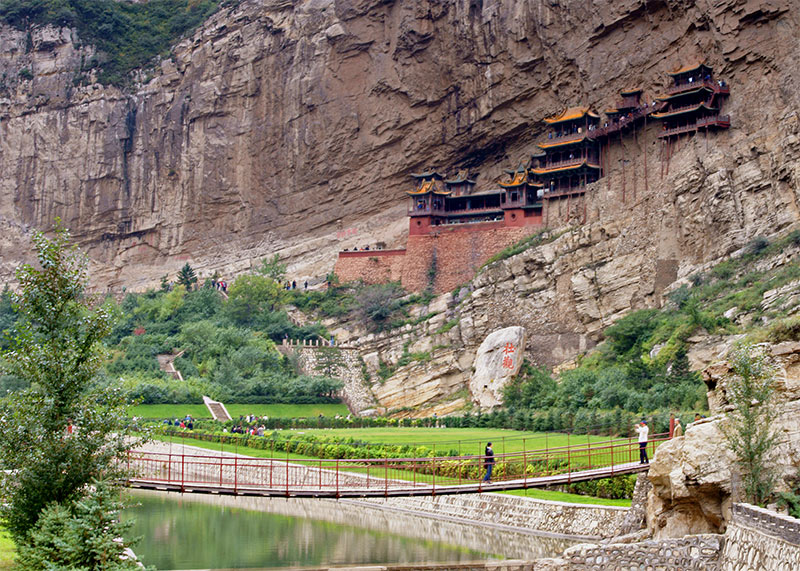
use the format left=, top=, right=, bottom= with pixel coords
left=673, top=419, right=683, bottom=438
left=636, top=420, right=650, bottom=464
left=483, top=442, right=495, bottom=482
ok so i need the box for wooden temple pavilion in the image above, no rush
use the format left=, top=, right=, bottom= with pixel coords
left=406, top=165, right=546, bottom=235
left=652, top=63, right=730, bottom=138
left=533, top=107, right=602, bottom=198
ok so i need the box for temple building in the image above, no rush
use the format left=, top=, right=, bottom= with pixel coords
left=533, top=107, right=602, bottom=198
left=652, top=63, right=730, bottom=138
left=407, top=167, right=544, bottom=235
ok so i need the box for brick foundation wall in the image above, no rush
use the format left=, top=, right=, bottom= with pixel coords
left=334, top=249, right=407, bottom=285
left=334, top=221, right=543, bottom=293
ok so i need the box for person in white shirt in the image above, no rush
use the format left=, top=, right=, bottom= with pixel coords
left=636, top=420, right=650, bottom=464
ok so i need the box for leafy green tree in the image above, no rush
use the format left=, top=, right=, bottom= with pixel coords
left=225, top=274, right=285, bottom=325
left=0, top=224, right=136, bottom=547
left=722, top=343, right=780, bottom=505
left=15, top=480, right=142, bottom=570
left=176, top=262, right=198, bottom=291
left=258, top=254, right=287, bottom=282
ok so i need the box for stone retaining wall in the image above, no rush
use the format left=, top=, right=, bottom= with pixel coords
left=559, top=534, right=724, bottom=570
left=363, top=493, right=629, bottom=539
left=719, top=503, right=800, bottom=571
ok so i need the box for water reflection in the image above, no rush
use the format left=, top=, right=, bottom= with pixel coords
left=125, top=491, right=576, bottom=570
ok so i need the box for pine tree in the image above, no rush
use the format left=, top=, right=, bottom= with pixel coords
left=177, top=262, right=198, bottom=290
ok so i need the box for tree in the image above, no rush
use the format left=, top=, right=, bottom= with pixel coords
left=15, top=480, right=141, bottom=570
left=721, top=343, right=780, bottom=505
left=176, top=262, right=198, bottom=290
left=225, top=274, right=285, bottom=325
left=258, top=254, right=287, bottom=282
left=0, top=224, right=138, bottom=552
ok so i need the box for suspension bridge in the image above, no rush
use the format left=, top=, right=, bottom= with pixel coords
left=126, top=433, right=667, bottom=498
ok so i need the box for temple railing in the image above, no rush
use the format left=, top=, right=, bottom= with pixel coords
left=667, top=78, right=729, bottom=95
left=659, top=114, right=730, bottom=137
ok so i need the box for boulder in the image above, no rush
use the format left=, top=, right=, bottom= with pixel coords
left=469, top=326, right=525, bottom=409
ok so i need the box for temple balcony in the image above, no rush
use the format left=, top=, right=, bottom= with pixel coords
left=658, top=114, right=731, bottom=138
left=543, top=187, right=587, bottom=199
left=540, top=156, right=592, bottom=171
left=667, top=78, right=729, bottom=96
left=541, top=130, right=596, bottom=146
left=443, top=205, right=504, bottom=216
left=408, top=205, right=445, bottom=216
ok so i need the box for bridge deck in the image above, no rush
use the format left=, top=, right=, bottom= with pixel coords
left=128, top=461, right=649, bottom=498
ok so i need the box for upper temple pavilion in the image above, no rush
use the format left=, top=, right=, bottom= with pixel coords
left=652, top=63, right=730, bottom=138
left=533, top=107, right=602, bottom=197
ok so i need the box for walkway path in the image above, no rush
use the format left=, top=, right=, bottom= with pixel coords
left=126, top=436, right=658, bottom=498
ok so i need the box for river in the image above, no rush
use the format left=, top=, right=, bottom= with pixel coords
left=124, top=490, right=578, bottom=570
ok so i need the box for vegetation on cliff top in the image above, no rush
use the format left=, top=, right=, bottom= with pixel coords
left=0, top=0, right=224, bottom=85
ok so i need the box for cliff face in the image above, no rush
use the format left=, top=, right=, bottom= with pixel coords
left=0, top=0, right=798, bottom=291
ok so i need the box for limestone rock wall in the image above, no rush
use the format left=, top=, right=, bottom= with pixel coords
left=1, top=0, right=799, bottom=299
left=646, top=343, right=800, bottom=539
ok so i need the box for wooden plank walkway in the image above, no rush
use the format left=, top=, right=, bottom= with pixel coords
left=127, top=461, right=649, bottom=498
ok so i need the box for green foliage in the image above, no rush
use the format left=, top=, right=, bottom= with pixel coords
left=258, top=254, right=287, bottom=282
left=503, top=361, right=557, bottom=409
left=434, top=318, right=459, bottom=335
left=766, top=316, right=800, bottom=343
left=776, top=475, right=800, bottom=519
left=355, top=282, right=404, bottom=331
left=0, top=0, right=222, bottom=86
left=15, top=480, right=143, bottom=570
left=176, top=262, right=198, bottom=291
left=562, top=475, right=637, bottom=500
left=225, top=274, right=285, bottom=325
left=721, top=343, right=780, bottom=505
left=481, top=229, right=558, bottom=268
left=0, top=224, right=135, bottom=546
left=17, top=68, right=32, bottom=80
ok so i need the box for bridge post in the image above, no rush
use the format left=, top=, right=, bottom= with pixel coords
left=181, top=453, right=185, bottom=493
left=567, top=445, right=571, bottom=484
left=384, top=455, right=388, bottom=497
left=234, top=456, right=238, bottom=494
left=336, top=459, right=339, bottom=497
left=432, top=455, right=436, bottom=494
left=610, top=442, right=614, bottom=475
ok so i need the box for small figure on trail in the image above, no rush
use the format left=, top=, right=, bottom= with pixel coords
left=636, top=420, right=649, bottom=464
left=673, top=419, right=683, bottom=438
left=483, top=442, right=495, bottom=482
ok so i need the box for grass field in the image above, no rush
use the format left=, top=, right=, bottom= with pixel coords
left=149, top=433, right=635, bottom=507
left=129, top=403, right=350, bottom=420
left=0, top=529, right=14, bottom=569
left=282, top=427, right=635, bottom=454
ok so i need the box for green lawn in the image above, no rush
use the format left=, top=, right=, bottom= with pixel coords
left=129, top=403, right=349, bottom=420
left=286, top=427, right=629, bottom=454
left=501, top=488, right=631, bottom=507
left=0, top=529, right=15, bottom=569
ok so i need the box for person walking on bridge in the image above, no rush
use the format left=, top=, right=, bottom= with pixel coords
left=636, top=420, right=650, bottom=464
left=483, top=442, right=495, bottom=482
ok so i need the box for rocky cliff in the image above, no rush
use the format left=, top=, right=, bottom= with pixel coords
left=1, top=0, right=798, bottom=294
left=646, top=342, right=800, bottom=539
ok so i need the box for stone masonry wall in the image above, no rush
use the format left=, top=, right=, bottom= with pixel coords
left=559, top=534, right=725, bottom=570
left=719, top=503, right=800, bottom=571
left=334, top=250, right=407, bottom=286
left=363, top=493, right=629, bottom=539
left=294, top=345, right=377, bottom=414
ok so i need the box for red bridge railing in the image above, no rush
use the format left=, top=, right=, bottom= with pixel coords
left=126, top=433, right=669, bottom=497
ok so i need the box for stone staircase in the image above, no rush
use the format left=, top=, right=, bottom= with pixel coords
left=157, top=350, right=185, bottom=381
left=203, top=396, right=232, bottom=421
